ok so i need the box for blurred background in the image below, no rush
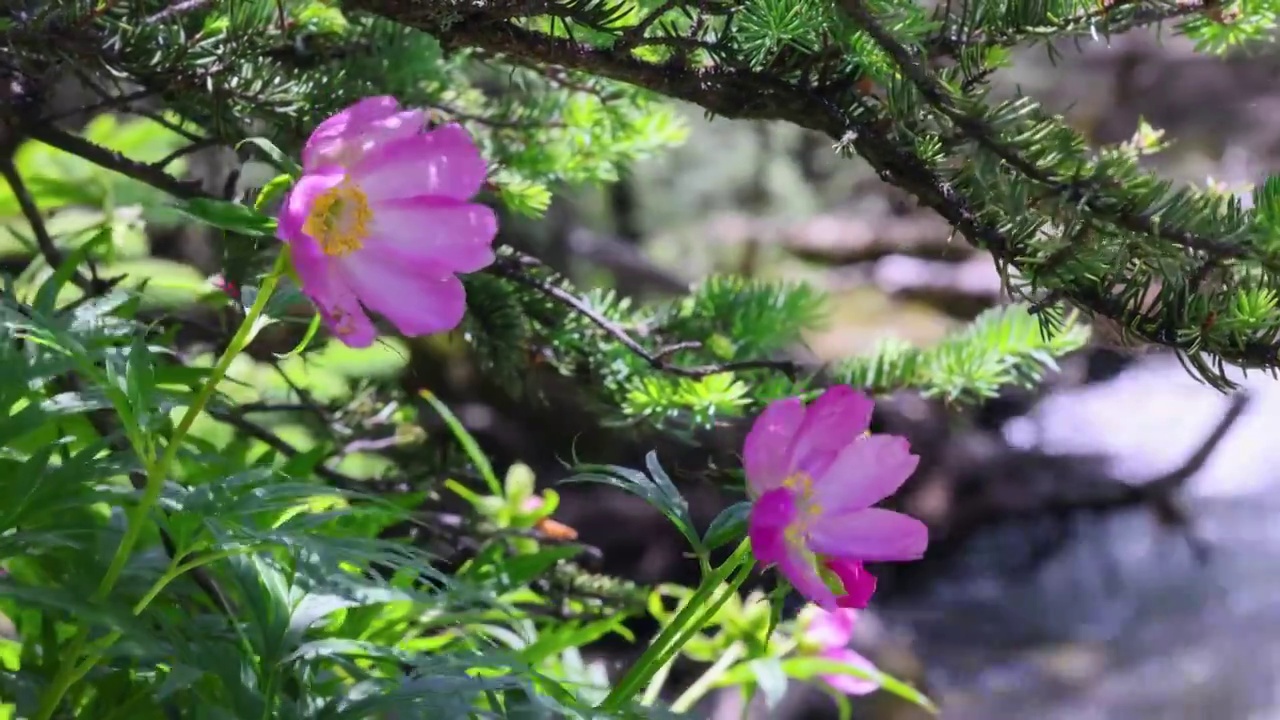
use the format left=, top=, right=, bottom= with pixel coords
left=10, top=24, right=1280, bottom=720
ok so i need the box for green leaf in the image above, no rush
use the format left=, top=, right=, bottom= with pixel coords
left=237, top=137, right=303, bottom=177
left=124, top=333, right=157, bottom=429
left=519, top=613, right=632, bottom=665
left=749, top=657, right=789, bottom=709
left=725, top=656, right=938, bottom=713
left=562, top=451, right=701, bottom=553
left=494, top=544, right=582, bottom=590
left=420, top=389, right=501, bottom=495
left=32, top=228, right=112, bottom=314
left=255, top=173, right=297, bottom=213
left=275, top=312, right=322, bottom=359
left=172, top=197, right=277, bottom=237
left=1253, top=174, right=1280, bottom=229
left=504, top=462, right=536, bottom=509
left=703, top=500, right=751, bottom=551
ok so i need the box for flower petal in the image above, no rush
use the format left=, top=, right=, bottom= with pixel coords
left=290, top=242, right=377, bottom=349
left=338, top=252, right=468, bottom=338
left=367, top=196, right=497, bottom=274
left=743, top=397, right=806, bottom=497
left=818, top=648, right=881, bottom=696
left=353, top=124, right=488, bottom=203
left=779, top=542, right=838, bottom=611
left=809, top=508, right=929, bottom=562
left=337, top=96, right=401, bottom=123
left=813, top=434, right=919, bottom=513
left=304, top=97, right=423, bottom=170
left=801, top=606, right=857, bottom=650
left=748, top=488, right=797, bottom=568
left=278, top=170, right=346, bottom=249
left=827, top=560, right=878, bottom=609
left=787, top=386, right=875, bottom=479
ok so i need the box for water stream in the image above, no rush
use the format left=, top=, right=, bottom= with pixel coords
left=889, top=355, right=1280, bottom=720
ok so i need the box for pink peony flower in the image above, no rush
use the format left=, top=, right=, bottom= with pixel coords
left=278, top=99, right=497, bottom=348
left=745, top=386, right=928, bottom=610
left=302, top=96, right=425, bottom=171
left=798, top=606, right=881, bottom=696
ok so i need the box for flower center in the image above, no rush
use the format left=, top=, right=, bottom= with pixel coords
left=782, top=471, right=823, bottom=543
left=304, top=180, right=373, bottom=257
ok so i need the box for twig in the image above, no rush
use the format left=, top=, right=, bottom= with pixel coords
left=615, top=0, right=682, bottom=51
left=1137, top=389, right=1251, bottom=562
left=0, top=154, right=104, bottom=293
left=23, top=124, right=210, bottom=200
left=154, top=138, right=218, bottom=170
left=488, top=256, right=802, bottom=380
left=39, top=88, right=156, bottom=124
left=925, top=0, right=1207, bottom=60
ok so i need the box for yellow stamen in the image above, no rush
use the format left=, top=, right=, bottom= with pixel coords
left=782, top=471, right=813, bottom=494
left=303, top=180, right=373, bottom=257
left=782, top=471, right=824, bottom=537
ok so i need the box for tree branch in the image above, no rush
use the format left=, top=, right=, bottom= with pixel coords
left=488, top=255, right=802, bottom=380
left=0, top=153, right=108, bottom=294
left=23, top=123, right=209, bottom=200
left=840, top=0, right=1265, bottom=269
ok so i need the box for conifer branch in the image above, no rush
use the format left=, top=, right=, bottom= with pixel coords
left=488, top=255, right=804, bottom=379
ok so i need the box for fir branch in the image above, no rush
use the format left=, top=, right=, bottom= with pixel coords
left=842, top=0, right=1270, bottom=270
left=488, top=255, right=803, bottom=380
left=925, top=0, right=1213, bottom=59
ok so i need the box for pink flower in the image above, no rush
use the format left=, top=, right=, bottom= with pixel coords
left=278, top=99, right=497, bottom=348
left=302, top=96, right=425, bottom=171
left=208, top=273, right=239, bottom=302
left=745, top=386, right=928, bottom=610
left=798, top=606, right=881, bottom=696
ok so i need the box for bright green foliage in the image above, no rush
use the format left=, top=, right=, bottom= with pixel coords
left=0, top=268, right=648, bottom=719
left=837, top=305, right=1092, bottom=402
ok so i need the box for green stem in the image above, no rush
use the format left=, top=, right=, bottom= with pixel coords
left=639, top=656, right=676, bottom=707
left=600, top=539, right=753, bottom=712
left=97, top=250, right=287, bottom=602
left=32, top=251, right=288, bottom=720
left=645, top=559, right=754, bottom=697
left=669, top=641, right=746, bottom=713
left=131, top=544, right=268, bottom=614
